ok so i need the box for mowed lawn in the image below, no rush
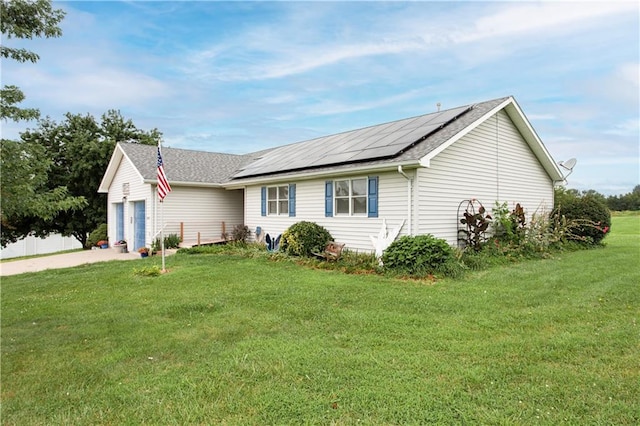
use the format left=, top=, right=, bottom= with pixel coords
left=1, top=216, right=638, bottom=425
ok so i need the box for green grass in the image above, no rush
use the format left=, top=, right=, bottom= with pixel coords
left=2, top=217, right=639, bottom=425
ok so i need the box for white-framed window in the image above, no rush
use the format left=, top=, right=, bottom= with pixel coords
left=267, top=185, right=289, bottom=215
left=334, top=178, right=367, bottom=216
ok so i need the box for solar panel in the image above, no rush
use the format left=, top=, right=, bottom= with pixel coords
left=233, top=104, right=472, bottom=178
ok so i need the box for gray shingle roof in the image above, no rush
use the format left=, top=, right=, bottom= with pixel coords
left=119, top=143, right=260, bottom=185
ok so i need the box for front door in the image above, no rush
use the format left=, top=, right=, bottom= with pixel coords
left=133, top=201, right=146, bottom=251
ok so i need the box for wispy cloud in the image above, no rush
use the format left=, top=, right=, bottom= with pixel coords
left=604, top=118, right=640, bottom=136
left=181, top=1, right=637, bottom=84
left=456, top=1, right=638, bottom=43
left=10, top=66, right=170, bottom=110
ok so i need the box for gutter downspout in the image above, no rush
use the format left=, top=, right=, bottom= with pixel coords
left=397, top=165, right=413, bottom=236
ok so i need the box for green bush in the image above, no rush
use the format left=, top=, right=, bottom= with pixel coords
left=553, top=189, right=611, bottom=244
left=280, top=221, right=333, bottom=257
left=165, top=234, right=181, bottom=249
left=382, top=234, right=455, bottom=276
left=152, top=234, right=181, bottom=252
left=88, top=223, right=108, bottom=248
left=492, top=202, right=527, bottom=244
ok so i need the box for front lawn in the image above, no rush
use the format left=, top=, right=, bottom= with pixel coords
left=1, top=216, right=638, bottom=424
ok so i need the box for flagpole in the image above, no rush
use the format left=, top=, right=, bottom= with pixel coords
left=161, top=198, right=166, bottom=272
left=157, top=140, right=171, bottom=273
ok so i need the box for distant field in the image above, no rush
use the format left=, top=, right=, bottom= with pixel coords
left=1, top=216, right=638, bottom=425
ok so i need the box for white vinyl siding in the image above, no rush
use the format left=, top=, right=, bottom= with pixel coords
left=245, top=171, right=409, bottom=252
left=106, top=155, right=244, bottom=248
left=416, top=110, right=554, bottom=246
left=154, top=186, right=243, bottom=245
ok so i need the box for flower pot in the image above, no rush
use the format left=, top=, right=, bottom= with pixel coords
left=140, top=252, right=149, bottom=258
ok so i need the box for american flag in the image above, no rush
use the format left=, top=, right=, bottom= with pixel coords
left=157, top=145, right=171, bottom=201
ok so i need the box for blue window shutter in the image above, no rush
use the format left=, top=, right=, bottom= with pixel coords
left=368, top=176, right=378, bottom=218
left=289, top=184, right=296, bottom=217
left=261, top=186, right=266, bottom=216
left=325, top=181, right=333, bottom=217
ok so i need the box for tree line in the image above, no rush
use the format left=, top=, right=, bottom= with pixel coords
left=560, top=187, right=640, bottom=212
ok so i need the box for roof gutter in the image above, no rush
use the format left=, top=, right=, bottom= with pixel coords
left=143, top=179, right=225, bottom=189
left=224, top=160, right=421, bottom=189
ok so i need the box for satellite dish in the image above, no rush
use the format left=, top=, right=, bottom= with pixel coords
left=558, top=158, right=577, bottom=181
left=559, top=158, right=577, bottom=171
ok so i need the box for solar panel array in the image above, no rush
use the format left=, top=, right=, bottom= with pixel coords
left=234, top=104, right=472, bottom=178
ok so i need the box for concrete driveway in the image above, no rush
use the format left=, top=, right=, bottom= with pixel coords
left=0, top=248, right=174, bottom=276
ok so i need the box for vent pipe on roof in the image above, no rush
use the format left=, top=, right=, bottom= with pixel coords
left=436, top=102, right=441, bottom=112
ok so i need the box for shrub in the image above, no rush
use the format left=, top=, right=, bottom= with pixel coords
left=231, top=224, right=250, bottom=243
left=492, top=202, right=526, bottom=244
left=165, top=234, right=181, bottom=248
left=382, top=234, right=455, bottom=276
left=88, top=223, right=108, bottom=248
left=552, top=189, right=611, bottom=244
left=152, top=234, right=181, bottom=252
left=280, top=221, right=333, bottom=257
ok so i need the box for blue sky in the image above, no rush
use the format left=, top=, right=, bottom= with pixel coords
left=3, top=1, right=639, bottom=195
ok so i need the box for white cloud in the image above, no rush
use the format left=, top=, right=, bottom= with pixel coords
left=456, top=1, right=638, bottom=43
left=604, top=118, right=640, bottom=136
left=20, top=67, right=169, bottom=109
left=301, top=88, right=428, bottom=117
left=181, top=1, right=638, bottom=84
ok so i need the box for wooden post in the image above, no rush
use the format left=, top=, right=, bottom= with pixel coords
left=180, top=222, right=184, bottom=242
left=197, top=232, right=201, bottom=246
left=222, top=221, right=226, bottom=240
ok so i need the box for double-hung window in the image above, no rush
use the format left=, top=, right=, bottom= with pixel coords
left=268, top=185, right=289, bottom=215
left=325, top=176, right=377, bottom=218
left=334, top=178, right=367, bottom=215
left=261, top=184, right=296, bottom=217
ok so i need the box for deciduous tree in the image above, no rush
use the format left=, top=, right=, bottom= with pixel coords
left=0, top=0, right=87, bottom=247
left=0, top=0, right=65, bottom=121
left=16, top=111, right=160, bottom=247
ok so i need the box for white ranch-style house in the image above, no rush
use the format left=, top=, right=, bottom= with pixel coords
left=98, top=96, right=564, bottom=253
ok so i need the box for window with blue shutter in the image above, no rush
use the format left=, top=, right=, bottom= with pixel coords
left=325, top=181, right=333, bottom=217
left=368, top=176, right=378, bottom=218
left=289, top=184, right=296, bottom=217
left=261, top=187, right=266, bottom=216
